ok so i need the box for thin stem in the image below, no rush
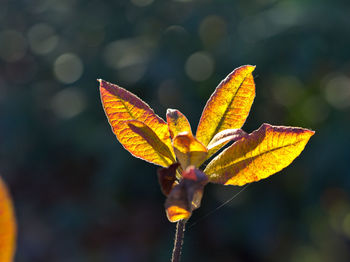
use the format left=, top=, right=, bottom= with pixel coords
left=171, top=220, right=186, bottom=262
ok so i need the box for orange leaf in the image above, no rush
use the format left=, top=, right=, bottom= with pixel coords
left=204, top=124, right=315, bottom=186
left=172, top=132, right=207, bottom=169
left=0, top=177, right=16, bottom=262
left=196, top=65, right=256, bottom=146
left=166, top=109, right=192, bottom=139
left=99, top=79, right=175, bottom=166
left=165, top=166, right=208, bottom=222
left=207, top=129, right=247, bottom=158
left=126, top=120, right=176, bottom=166
left=166, top=206, right=191, bottom=223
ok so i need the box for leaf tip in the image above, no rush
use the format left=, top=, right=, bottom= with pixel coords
left=98, top=79, right=109, bottom=92
left=166, top=109, right=180, bottom=123
left=166, top=108, right=177, bottom=115
left=243, top=64, right=256, bottom=73
left=97, top=79, right=107, bottom=86
left=308, top=129, right=316, bottom=135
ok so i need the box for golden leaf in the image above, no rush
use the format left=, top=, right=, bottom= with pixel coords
left=99, top=79, right=175, bottom=166
left=125, top=120, right=176, bottom=166
left=166, top=109, right=193, bottom=139
left=207, top=129, right=247, bottom=158
left=172, top=133, right=207, bottom=169
left=196, top=65, right=256, bottom=146
left=205, top=124, right=315, bottom=186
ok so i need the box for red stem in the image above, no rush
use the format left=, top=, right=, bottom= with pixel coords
left=171, top=220, right=186, bottom=262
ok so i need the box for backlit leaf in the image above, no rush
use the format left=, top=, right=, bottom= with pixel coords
left=99, top=79, right=175, bottom=166
left=0, top=177, right=16, bottom=262
left=166, top=109, right=192, bottom=139
left=196, top=65, right=256, bottom=146
left=207, top=129, right=247, bottom=158
left=205, top=124, right=315, bottom=186
left=165, top=166, right=208, bottom=222
left=172, top=132, right=207, bottom=169
left=125, top=120, right=176, bottom=166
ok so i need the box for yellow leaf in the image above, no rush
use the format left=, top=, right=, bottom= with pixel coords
left=196, top=65, right=256, bottom=146
left=207, top=129, right=247, bottom=158
left=166, top=206, right=191, bottom=223
left=99, top=79, right=175, bottom=166
left=172, top=132, right=207, bottom=169
left=125, top=120, right=176, bottom=166
left=205, top=124, right=315, bottom=186
left=0, top=177, right=16, bottom=262
left=166, top=109, right=192, bottom=139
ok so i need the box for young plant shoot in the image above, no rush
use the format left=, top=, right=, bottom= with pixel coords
left=99, top=65, right=314, bottom=261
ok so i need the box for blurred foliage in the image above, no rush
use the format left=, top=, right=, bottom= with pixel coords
left=0, top=0, right=350, bottom=261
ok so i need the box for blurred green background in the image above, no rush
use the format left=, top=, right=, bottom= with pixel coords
left=1, top=0, right=350, bottom=261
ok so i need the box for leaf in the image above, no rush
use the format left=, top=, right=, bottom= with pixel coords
left=207, top=129, right=247, bottom=157
left=166, top=109, right=192, bottom=139
left=166, top=205, right=191, bottom=223
left=172, top=132, right=207, bottom=169
left=181, top=167, right=208, bottom=210
left=157, top=163, right=180, bottom=196
left=196, top=65, right=256, bottom=146
left=0, top=177, right=16, bottom=262
left=165, top=166, right=208, bottom=222
left=204, top=124, right=315, bottom=186
left=99, top=79, right=175, bottom=166
left=126, top=120, right=176, bottom=166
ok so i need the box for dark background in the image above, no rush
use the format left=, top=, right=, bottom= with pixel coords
left=1, top=0, right=350, bottom=261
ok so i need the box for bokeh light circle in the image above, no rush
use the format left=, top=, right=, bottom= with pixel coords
left=324, top=75, right=350, bottom=110
left=185, top=51, right=214, bottom=81
left=51, top=87, right=86, bottom=119
left=27, top=23, right=59, bottom=55
left=53, top=53, right=84, bottom=84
